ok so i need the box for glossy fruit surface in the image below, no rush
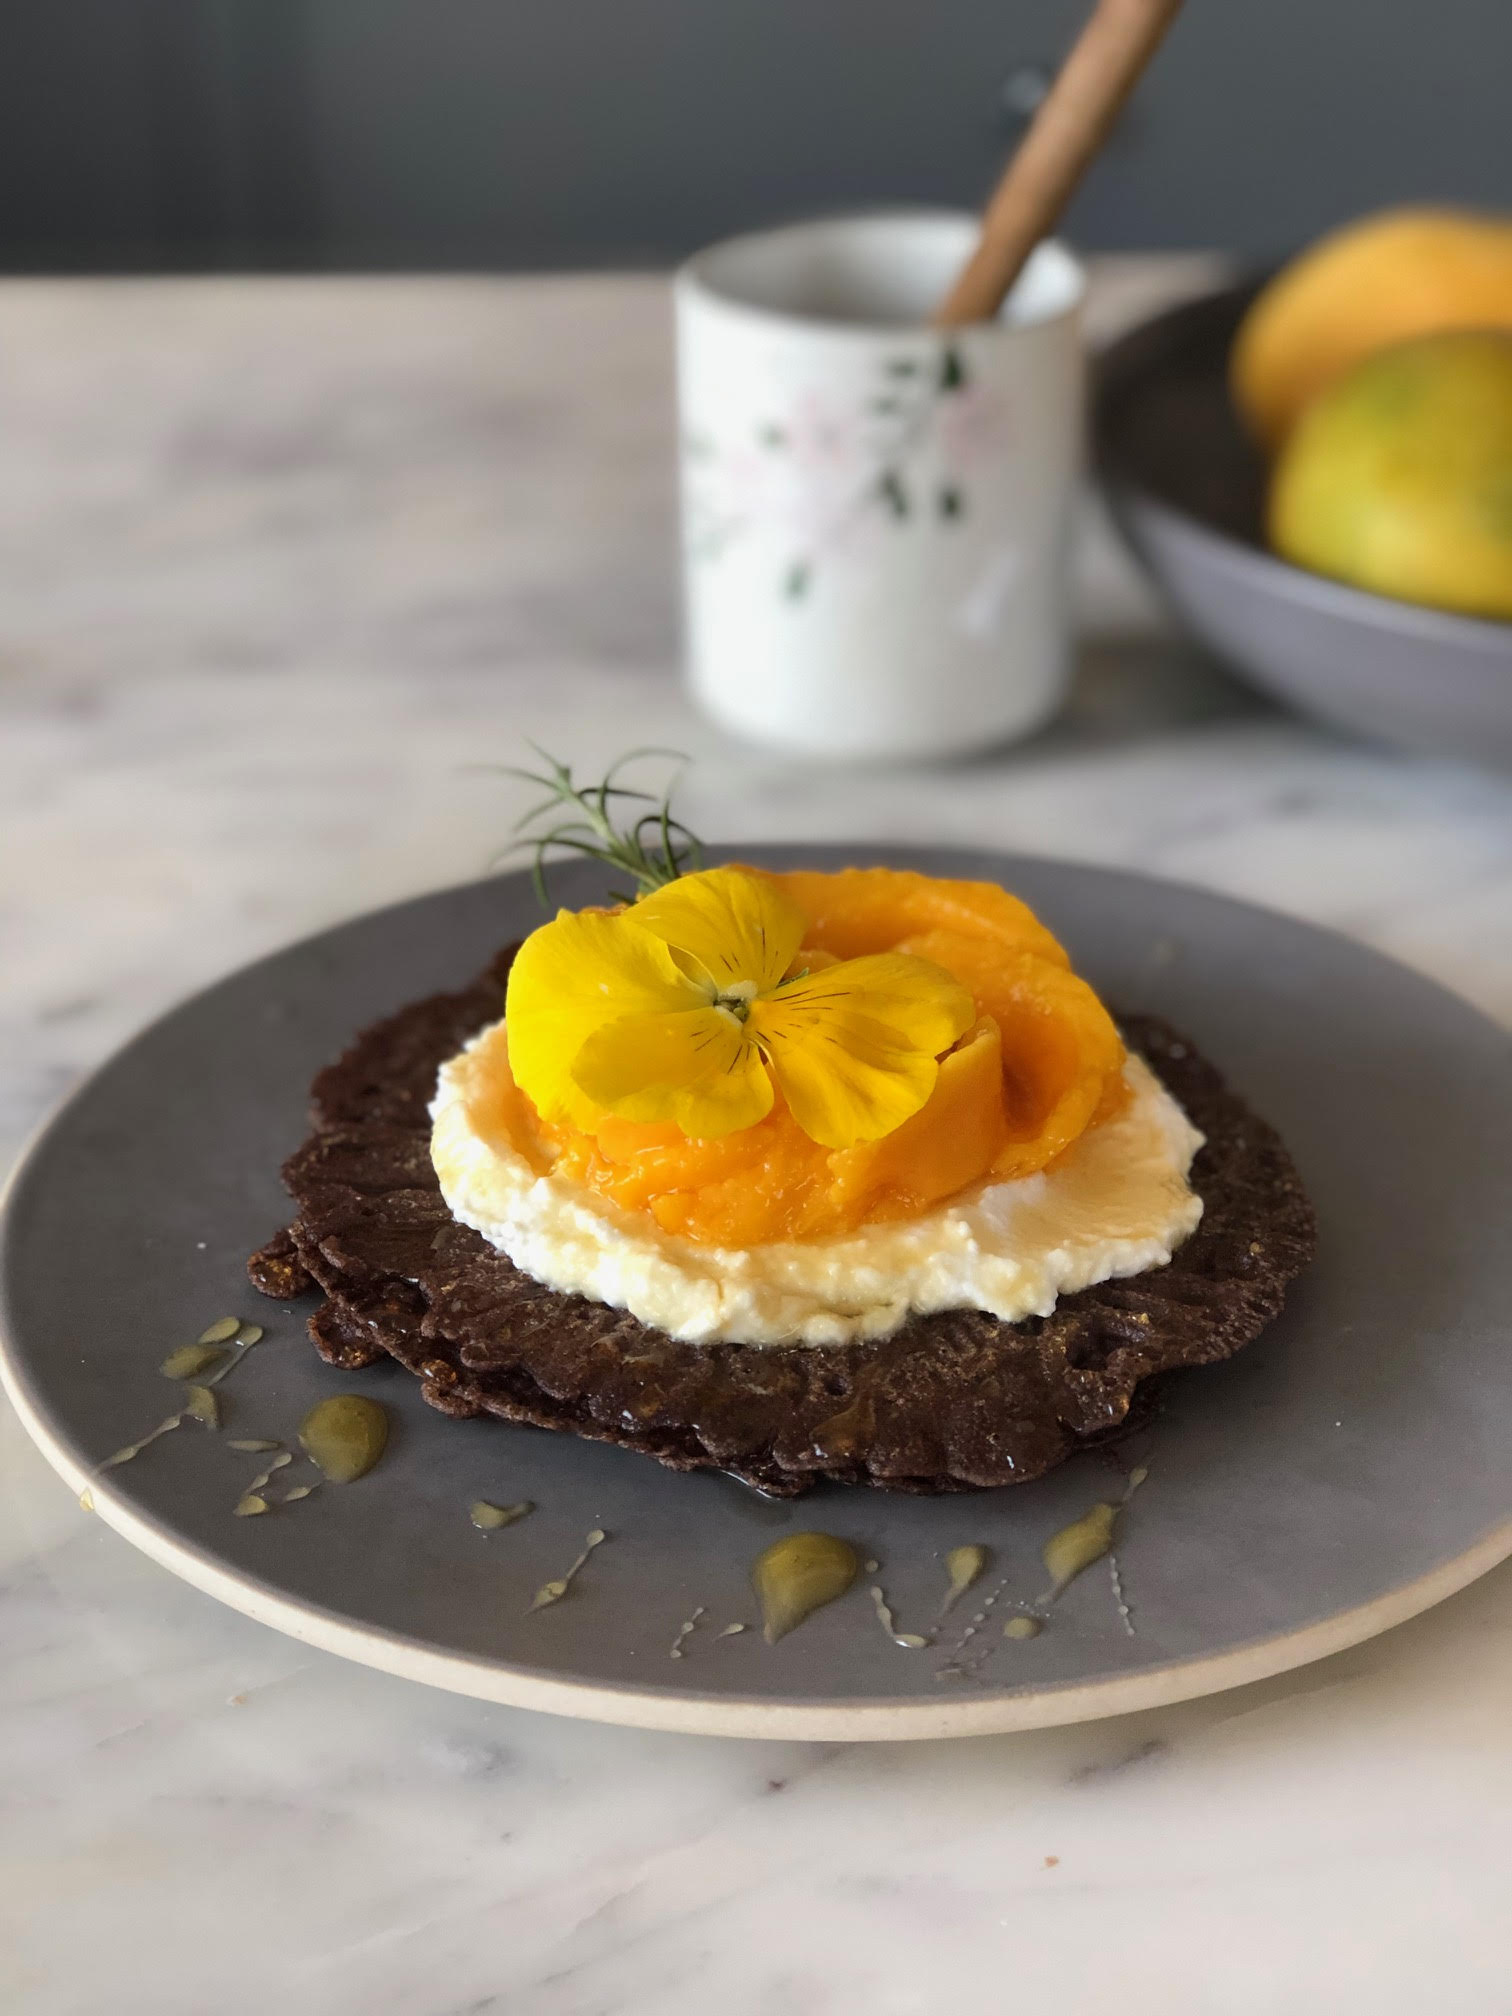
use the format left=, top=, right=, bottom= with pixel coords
left=1270, top=330, right=1512, bottom=621
left=527, top=867, right=1127, bottom=1244
left=1233, top=207, right=1512, bottom=450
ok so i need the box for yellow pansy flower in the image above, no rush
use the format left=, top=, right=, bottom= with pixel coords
left=505, top=866, right=974, bottom=1149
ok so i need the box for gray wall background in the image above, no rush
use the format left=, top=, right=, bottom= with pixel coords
left=1, top=0, right=1507, bottom=271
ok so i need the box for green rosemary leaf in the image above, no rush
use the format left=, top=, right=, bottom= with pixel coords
left=495, top=748, right=702, bottom=907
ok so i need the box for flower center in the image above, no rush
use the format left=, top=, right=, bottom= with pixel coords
left=714, top=978, right=759, bottom=1023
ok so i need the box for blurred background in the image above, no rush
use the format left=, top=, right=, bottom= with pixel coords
left=3, top=0, right=1509, bottom=272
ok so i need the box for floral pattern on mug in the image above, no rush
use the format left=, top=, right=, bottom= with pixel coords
left=682, top=344, right=1014, bottom=602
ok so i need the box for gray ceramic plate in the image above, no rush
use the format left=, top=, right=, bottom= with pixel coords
left=1094, top=285, right=1512, bottom=768
left=4, top=848, right=1511, bottom=1741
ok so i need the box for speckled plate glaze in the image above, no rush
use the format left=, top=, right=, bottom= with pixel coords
left=4, top=849, right=1511, bottom=1741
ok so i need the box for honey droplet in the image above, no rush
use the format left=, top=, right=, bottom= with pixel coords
left=228, top=1439, right=281, bottom=1453
left=183, top=1384, right=220, bottom=1428
left=101, top=1414, right=184, bottom=1468
left=197, top=1317, right=241, bottom=1346
left=528, top=1529, right=606, bottom=1613
left=752, top=1532, right=858, bottom=1644
left=869, top=1586, right=930, bottom=1649
left=470, top=1499, right=533, bottom=1531
left=669, top=1605, right=706, bottom=1659
left=1004, top=1614, right=1043, bottom=1641
left=246, top=1453, right=293, bottom=1494
left=233, top=1494, right=269, bottom=1518
left=1040, top=1502, right=1119, bottom=1602
left=236, top=1323, right=264, bottom=1346
left=810, top=1393, right=875, bottom=1461
left=941, top=1544, right=989, bottom=1613
left=160, top=1343, right=228, bottom=1381
left=298, top=1395, right=389, bottom=1483
left=77, top=1488, right=95, bottom=1513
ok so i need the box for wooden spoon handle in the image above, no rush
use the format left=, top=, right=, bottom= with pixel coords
left=934, top=0, right=1184, bottom=327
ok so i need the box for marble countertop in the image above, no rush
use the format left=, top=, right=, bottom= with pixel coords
left=4, top=261, right=1511, bottom=2014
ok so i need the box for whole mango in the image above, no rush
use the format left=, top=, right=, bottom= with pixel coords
left=1268, top=329, right=1512, bottom=621
left=1233, top=207, right=1512, bottom=449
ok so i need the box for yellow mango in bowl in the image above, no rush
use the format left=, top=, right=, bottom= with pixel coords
left=1268, top=329, right=1512, bottom=621
left=1233, top=207, right=1512, bottom=450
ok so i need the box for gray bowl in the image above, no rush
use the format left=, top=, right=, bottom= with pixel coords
left=1093, top=284, right=1512, bottom=766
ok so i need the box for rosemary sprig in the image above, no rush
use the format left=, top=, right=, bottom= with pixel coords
left=488, top=746, right=704, bottom=906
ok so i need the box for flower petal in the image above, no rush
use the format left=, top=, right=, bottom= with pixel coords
left=753, top=1005, right=939, bottom=1150
left=571, top=1007, right=774, bottom=1138
left=749, top=953, right=975, bottom=1149
left=767, top=953, right=975, bottom=1056
left=631, top=867, right=806, bottom=995
left=505, top=908, right=703, bottom=1126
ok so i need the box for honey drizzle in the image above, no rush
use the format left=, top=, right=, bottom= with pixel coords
left=528, top=1529, right=606, bottom=1613
left=669, top=1606, right=706, bottom=1660
left=868, top=1586, right=930, bottom=1649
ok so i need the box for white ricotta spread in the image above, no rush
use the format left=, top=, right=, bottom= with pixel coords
left=429, top=1028, right=1204, bottom=1349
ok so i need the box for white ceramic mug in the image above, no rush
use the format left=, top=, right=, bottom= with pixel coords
left=675, top=211, right=1086, bottom=762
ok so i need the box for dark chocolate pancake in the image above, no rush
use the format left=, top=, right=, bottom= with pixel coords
left=250, top=946, right=1315, bottom=1495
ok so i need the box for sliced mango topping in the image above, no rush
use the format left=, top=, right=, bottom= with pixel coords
left=472, top=867, right=1126, bottom=1246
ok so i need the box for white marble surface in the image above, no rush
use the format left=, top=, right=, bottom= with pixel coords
left=3, top=262, right=1512, bottom=2013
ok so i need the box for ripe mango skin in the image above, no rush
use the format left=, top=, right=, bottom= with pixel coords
left=1268, top=330, right=1512, bottom=622
left=1233, top=207, right=1512, bottom=451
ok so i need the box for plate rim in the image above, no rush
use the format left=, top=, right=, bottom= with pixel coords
left=5, top=848, right=1512, bottom=1741
left=5, top=1344, right=1509, bottom=1739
